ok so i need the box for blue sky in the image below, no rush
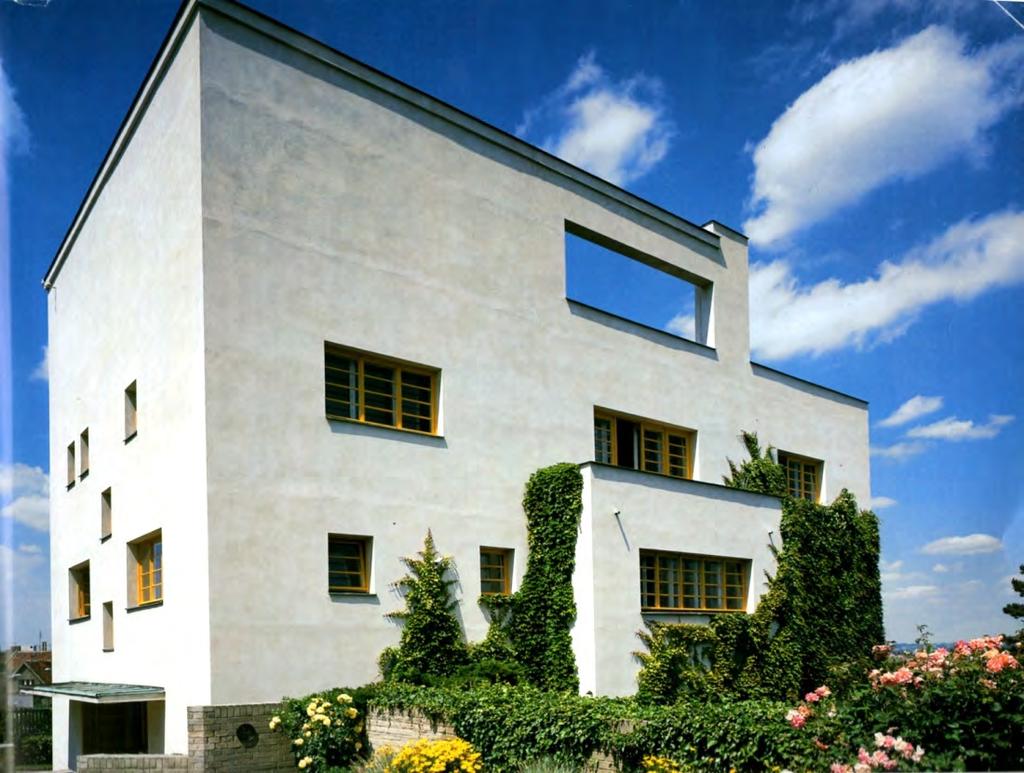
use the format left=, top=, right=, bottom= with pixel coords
left=1, top=0, right=1023, bottom=648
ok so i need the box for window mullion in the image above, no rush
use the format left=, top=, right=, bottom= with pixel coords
left=357, top=357, right=366, bottom=423
left=396, top=367, right=403, bottom=430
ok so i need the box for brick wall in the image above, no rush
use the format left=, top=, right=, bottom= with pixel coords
left=77, top=754, right=189, bottom=771
left=187, top=703, right=293, bottom=772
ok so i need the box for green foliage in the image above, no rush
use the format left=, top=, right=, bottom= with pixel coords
left=722, top=431, right=787, bottom=498
left=503, top=463, right=584, bottom=692
left=1003, top=563, right=1024, bottom=645
left=638, top=432, right=883, bottom=702
left=16, top=733, right=52, bottom=766
left=381, top=531, right=468, bottom=682
left=275, top=686, right=374, bottom=771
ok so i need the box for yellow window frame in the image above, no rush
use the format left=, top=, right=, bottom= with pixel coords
left=480, top=547, right=512, bottom=596
left=328, top=535, right=371, bottom=593
left=639, top=550, right=748, bottom=613
left=71, top=562, right=91, bottom=619
left=778, top=452, right=822, bottom=502
left=135, top=535, right=163, bottom=606
left=325, top=344, right=439, bottom=436
left=593, top=410, right=694, bottom=479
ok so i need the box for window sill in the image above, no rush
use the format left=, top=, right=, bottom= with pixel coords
left=100, top=534, right=111, bottom=543
left=326, top=415, right=441, bottom=439
left=66, top=481, right=75, bottom=491
left=68, top=615, right=91, bottom=624
left=79, top=470, right=89, bottom=481
left=329, top=591, right=376, bottom=597
left=124, top=431, right=137, bottom=444
left=642, top=608, right=746, bottom=616
left=126, top=600, right=163, bottom=613
left=102, top=648, right=114, bottom=653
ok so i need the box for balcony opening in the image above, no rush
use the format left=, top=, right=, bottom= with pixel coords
left=564, top=223, right=712, bottom=345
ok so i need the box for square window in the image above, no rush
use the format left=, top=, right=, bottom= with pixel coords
left=639, top=550, right=749, bottom=613
left=778, top=452, right=822, bottom=502
left=480, top=547, right=513, bottom=596
left=129, top=531, right=162, bottom=607
left=325, top=344, right=439, bottom=435
left=69, top=561, right=91, bottom=620
left=328, top=535, right=371, bottom=593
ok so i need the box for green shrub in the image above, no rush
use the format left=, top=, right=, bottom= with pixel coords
left=273, top=686, right=374, bottom=771
left=382, top=531, right=468, bottom=682
left=16, top=733, right=51, bottom=766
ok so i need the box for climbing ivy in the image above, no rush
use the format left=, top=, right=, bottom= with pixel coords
left=379, top=531, right=468, bottom=682
left=637, top=432, right=882, bottom=702
left=502, top=462, right=584, bottom=692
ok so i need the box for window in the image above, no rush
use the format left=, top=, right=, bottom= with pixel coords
left=70, top=562, right=91, bottom=619
left=778, top=452, right=821, bottom=502
left=480, top=548, right=512, bottom=595
left=325, top=344, right=438, bottom=434
left=594, top=410, right=694, bottom=479
left=640, top=551, right=747, bottom=612
left=328, top=535, right=371, bottom=593
left=101, top=488, right=112, bottom=540
left=79, top=429, right=90, bottom=479
left=67, top=442, right=76, bottom=488
left=125, top=381, right=138, bottom=440
left=102, top=601, right=114, bottom=651
left=130, top=532, right=162, bottom=607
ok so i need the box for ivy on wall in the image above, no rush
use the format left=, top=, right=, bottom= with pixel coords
left=503, top=462, right=584, bottom=692
left=637, top=432, right=883, bottom=702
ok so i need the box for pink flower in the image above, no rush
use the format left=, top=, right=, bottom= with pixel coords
left=980, top=678, right=998, bottom=689
left=786, top=709, right=807, bottom=729
left=854, top=764, right=871, bottom=773
left=830, top=765, right=852, bottom=773
left=815, top=685, right=832, bottom=698
left=879, top=667, right=914, bottom=686
left=954, top=640, right=972, bottom=657
left=985, top=651, right=1019, bottom=673
left=912, top=746, right=925, bottom=763
left=805, top=691, right=821, bottom=703
left=872, top=644, right=892, bottom=660
left=858, top=748, right=872, bottom=765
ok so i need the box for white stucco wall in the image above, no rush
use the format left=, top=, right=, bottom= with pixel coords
left=194, top=9, right=870, bottom=704
left=46, top=22, right=208, bottom=766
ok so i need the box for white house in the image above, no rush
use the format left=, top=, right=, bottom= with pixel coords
left=40, top=0, right=870, bottom=768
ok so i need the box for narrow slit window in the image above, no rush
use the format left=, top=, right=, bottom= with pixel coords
left=328, top=535, right=371, bottom=593
left=564, top=225, right=711, bottom=345
left=325, top=344, right=439, bottom=435
left=640, top=550, right=748, bottom=612
left=101, top=488, right=112, bottom=540
left=67, top=442, right=76, bottom=488
left=79, top=429, right=90, bottom=479
left=102, top=602, right=114, bottom=651
left=125, top=381, right=138, bottom=440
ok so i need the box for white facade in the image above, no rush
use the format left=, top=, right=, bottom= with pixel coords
left=45, top=1, right=870, bottom=767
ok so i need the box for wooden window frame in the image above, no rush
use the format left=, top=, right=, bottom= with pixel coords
left=328, top=534, right=371, bottom=594
left=479, top=547, right=513, bottom=596
left=778, top=452, right=822, bottom=502
left=594, top=409, right=695, bottom=479
left=70, top=561, right=91, bottom=620
left=325, top=344, right=439, bottom=436
left=639, top=550, right=748, bottom=613
left=131, top=532, right=163, bottom=607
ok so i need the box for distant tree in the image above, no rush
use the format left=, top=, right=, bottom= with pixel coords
left=1003, top=564, right=1024, bottom=647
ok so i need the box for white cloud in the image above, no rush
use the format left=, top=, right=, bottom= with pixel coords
left=30, top=345, right=47, bottom=382
left=921, top=533, right=1003, bottom=556
left=744, top=26, right=1024, bottom=246
left=17, top=544, right=41, bottom=555
left=870, top=441, right=926, bottom=460
left=887, top=584, right=939, bottom=600
left=932, top=562, right=963, bottom=574
left=1, top=56, right=29, bottom=157
left=0, top=463, right=50, bottom=533
left=906, top=414, right=1014, bottom=441
left=665, top=312, right=696, bottom=340
left=878, top=396, right=943, bottom=428
left=749, top=209, right=1024, bottom=359
left=517, top=51, right=673, bottom=186
left=0, top=543, right=50, bottom=648
left=868, top=496, right=897, bottom=510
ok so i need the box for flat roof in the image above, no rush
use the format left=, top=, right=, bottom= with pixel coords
left=25, top=682, right=165, bottom=704
left=42, top=0, right=723, bottom=290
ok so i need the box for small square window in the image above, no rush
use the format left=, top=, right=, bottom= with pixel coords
left=102, top=601, right=114, bottom=651
left=328, top=535, right=371, bottom=593
left=129, top=531, right=162, bottom=607
left=125, top=381, right=138, bottom=441
left=480, top=547, right=512, bottom=596
left=79, top=429, right=90, bottom=479
left=70, top=561, right=91, bottom=620
left=778, top=452, right=823, bottom=502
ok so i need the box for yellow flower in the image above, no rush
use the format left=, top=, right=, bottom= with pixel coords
left=355, top=741, right=363, bottom=751
left=298, top=760, right=307, bottom=770
left=355, top=722, right=364, bottom=733
left=338, top=693, right=353, bottom=704
left=293, top=738, right=304, bottom=746
left=304, top=731, right=312, bottom=738
left=321, top=716, right=331, bottom=727
left=346, top=707, right=358, bottom=719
